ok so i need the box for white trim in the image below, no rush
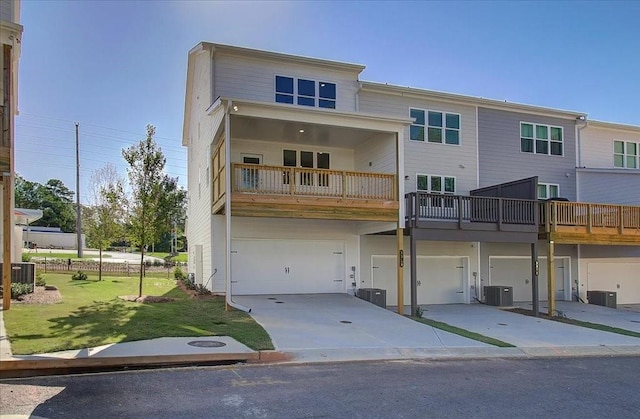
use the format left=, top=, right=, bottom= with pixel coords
left=613, top=139, right=639, bottom=169
left=408, top=107, right=461, bottom=146
left=274, top=74, right=337, bottom=109
left=537, top=182, right=560, bottom=200
left=475, top=105, right=480, bottom=189
left=520, top=121, right=565, bottom=157
left=416, top=173, right=457, bottom=194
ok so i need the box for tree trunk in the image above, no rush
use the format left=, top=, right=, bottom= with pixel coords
left=138, top=246, right=144, bottom=298
left=99, top=246, right=103, bottom=281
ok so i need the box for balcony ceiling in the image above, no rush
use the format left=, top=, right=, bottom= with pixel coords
left=231, top=115, right=387, bottom=148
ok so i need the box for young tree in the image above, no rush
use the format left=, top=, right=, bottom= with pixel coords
left=123, top=125, right=186, bottom=297
left=84, top=164, right=125, bottom=281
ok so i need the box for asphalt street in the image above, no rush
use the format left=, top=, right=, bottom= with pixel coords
left=2, top=356, right=640, bottom=418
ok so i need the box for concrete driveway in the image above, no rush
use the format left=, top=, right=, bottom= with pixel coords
left=234, top=294, right=489, bottom=353
left=422, top=303, right=640, bottom=349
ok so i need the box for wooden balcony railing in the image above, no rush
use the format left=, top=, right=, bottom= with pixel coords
left=541, top=201, right=640, bottom=233
left=405, top=192, right=538, bottom=226
left=232, top=163, right=397, bottom=201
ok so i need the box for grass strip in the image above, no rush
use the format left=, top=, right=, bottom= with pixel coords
left=409, top=316, right=516, bottom=348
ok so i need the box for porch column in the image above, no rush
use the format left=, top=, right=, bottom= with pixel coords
left=547, top=239, right=555, bottom=316
left=410, top=229, right=418, bottom=316
left=2, top=175, right=12, bottom=310
left=396, top=226, right=404, bottom=315
left=530, top=242, right=539, bottom=317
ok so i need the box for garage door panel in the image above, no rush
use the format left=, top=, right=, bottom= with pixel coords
left=588, top=263, right=640, bottom=305
left=372, top=256, right=466, bottom=305
left=232, top=240, right=345, bottom=295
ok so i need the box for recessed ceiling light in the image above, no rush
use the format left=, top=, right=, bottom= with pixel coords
left=299, top=129, right=305, bottom=133
left=233, top=105, right=238, bottom=112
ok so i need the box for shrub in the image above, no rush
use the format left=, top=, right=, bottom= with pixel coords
left=22, top=253, right=32, bottom=262
left=72, top=270, right=88, bottom=281
left=173, top=266, right=185, bottom=281
left=35, top=271, right=46, bottom=287
left=11, top=283, right=33, bottom=299
left=183, top=276, right=196, bottom=290
left=195, top=284, right=211, bottom=295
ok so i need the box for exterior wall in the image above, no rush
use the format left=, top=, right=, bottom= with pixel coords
left=185, top=51, right=218, bottom=282
left=480, top=242, right=578, bottom=299
left=580, top=124, right=640, bottom=169
left=478, top=107, right=577, bottom=200
left=232, top=139, right=355, bottom=171
left=577, top=170, right=640, bottom=205
left=353, top=133, right=397, bottom=174
left=213, top=52, right=360, bottom=112
left=359, top=91, right=478, bottom=194
left=359, top=235, right=479, bottom=302
left=211, top=217, right=361, bottom=293
left=20, top=231, right=85, bottom=250
left=578, top=245, right=640, bottom=302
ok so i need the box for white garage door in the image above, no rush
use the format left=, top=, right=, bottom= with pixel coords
left=372, top=256, right=467, bottom=305
left=231, top=239, right=345, bottom=295
left=588, top=263, right=640, bottom=305
left=489, top=257, right=569, bottom=302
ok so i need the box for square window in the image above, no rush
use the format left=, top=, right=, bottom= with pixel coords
left=319, top=99, right=335, bottom=109
left=521, top=123, right=533, bottom=138
left=298, top=79, right=315, bottom=97
left=430, top=176, right=442, bottom=192
left=444, top=177, right=455, bottom=193
left=275, top=94, right=294, bottom=104
left=627, top=156, right=638, bottom=169
left=275, top=76, right=294, bottom=94
left=550, top=142, right=563, bottom=156
left=298, top=96, right=315, bottom=106
left=417, top=175, right=428, bottom=191
left=521, top=138, right=534, bottom=153
left=428, top=111, right=442, bottom=127
left=445, top=129, right=459, bottom=145
left=627, top=142, right=638, bottom=155
left=614, top=154, right=624, bottom=168
left=550, top=127, right=562, bottom=141
left=549, top=185, right=559, bottom=198
left=411, top=109, right=425, bottom=125
left=536, top=125, right=548, bottom=140
left=445, top=114, right=460, bottom=130
left=428, top=127, right=443, bottom=143
left=536, top=140, right=549, bottom=154
left=410, top=125, right=425, bottom=141
left=614, top=140, right=624, bottom=154
left=319, top=82, right=336, bottom=99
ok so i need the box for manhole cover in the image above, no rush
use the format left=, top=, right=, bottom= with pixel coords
left=187, top=340, right=227, bottom=348
left=340, top=320, right=352, bottom=324
left=497, top=323, right=508, bottom=326
left=275, top=301, right=284, bottom=304
left=267, top=297, right=277, bottom=300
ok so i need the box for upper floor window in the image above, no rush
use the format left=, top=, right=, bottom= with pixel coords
left=275, top=76, right=336, bottom=109
left=410, top=109, right=460, bottom=144
left=614, top=140, right=638, bottom=169
left=521, top=122, right=563, bottom=156
left=537, top=183, right=559, bottom=200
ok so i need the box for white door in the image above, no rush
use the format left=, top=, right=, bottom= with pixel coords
left=489, top=257, right=568, bottom=302
left=372, top=256, right=467, bottom=305
left=231, top=239, right=345, bottom=295
left=588, top=263, right=640, bottom=304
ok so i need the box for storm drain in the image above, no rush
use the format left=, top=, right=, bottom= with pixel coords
left=340, top=320, right=352, bottom=324
left=275, top=301, right=284, bottom=304
left=187, top=340, right=227, bottom=348
left=267, top=297, right=277, bottom=300
left=497, top=323, right=508, bottom=326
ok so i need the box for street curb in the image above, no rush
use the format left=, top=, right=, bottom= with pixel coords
left=0, top=352, right=258, bottom=379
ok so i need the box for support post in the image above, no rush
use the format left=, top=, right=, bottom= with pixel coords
left=410, top=229, right=418, bottom=317
left=2, top=176, right=11, bottom=310
left=547, top=240, right=555, bottom=316
left=530, top=242, right=539, bottom=317
left=396, top=226, right=404, bottom=315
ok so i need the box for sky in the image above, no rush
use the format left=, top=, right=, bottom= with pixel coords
left=15, top=0, right=640, bottom=204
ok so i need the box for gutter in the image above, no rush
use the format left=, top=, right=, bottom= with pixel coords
left=224, top=100, right=251, bottom=313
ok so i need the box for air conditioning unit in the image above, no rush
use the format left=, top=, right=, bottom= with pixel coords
left=484, top=285, right=513, bottom=307
left=587, top=291, right=617, bottom=309
left=357, top=288, right=387, bottom=309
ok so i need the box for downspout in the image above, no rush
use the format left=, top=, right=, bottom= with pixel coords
left=224, top=100, right=251, bottom=313
left=574, top=118, right=587, bottom=303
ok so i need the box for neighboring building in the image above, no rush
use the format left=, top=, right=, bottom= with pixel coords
left=182, top=42, right=640, bottom=312
left=20, top=225, right=86, bottom=250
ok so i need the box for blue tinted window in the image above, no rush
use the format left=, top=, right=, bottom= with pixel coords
left=298, top=96, right=315, bottom=106
left=298, top=79, right=315, bottom=97
left=319, top=82, right=336, bottom=99
left=410, top=109, right=425, bottom=125
left=275, top=76, right=294, bottom=94
left=428, top=111, right=442, bottom=127
left=445, top=114, right=459, bottom=129
left=276, top=94, right=294, bottom=104
left=319, top=99, right=335, bottom=109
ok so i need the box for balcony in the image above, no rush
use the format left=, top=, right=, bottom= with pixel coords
left=228, top=163, right=398, bottom=221
left=540, top=201, right=640, bottom=245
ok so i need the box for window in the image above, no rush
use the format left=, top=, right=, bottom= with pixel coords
left=275, top=76, right=336, bottom=109
left=282, top=149, right=331, bottom=186
left=417, top=174, right=456, bottom=207
left=521, top=122, right=563, bottom=156
left=410, top=109, right=460, bottom=144
left=537, top=183, right=559, bottom=200
left=614, top=140, right=639, bottom=169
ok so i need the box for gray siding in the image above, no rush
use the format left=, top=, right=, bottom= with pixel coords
left=577, top=171, right=640, bottom=205
left=478, top=107, right=577, bottom=200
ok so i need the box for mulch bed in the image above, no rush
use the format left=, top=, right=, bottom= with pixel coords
left=13, top=286, right=62, bottom=304
left=176, top=279, right=218, bottom=300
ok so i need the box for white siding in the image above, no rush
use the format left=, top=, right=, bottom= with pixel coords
left=354, top=133, right=396, bottom=174
left=580, top=124, right=640, bottom=169
left=214, top=53, right=360, bottom=112
left=359, top=91, right=478, bottom=194
left=578, top=245, right=640, bottom=303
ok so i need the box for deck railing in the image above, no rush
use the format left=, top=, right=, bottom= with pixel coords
left=541, top=201, right=640, bottom=232
left=232, top=163, right=396, bottom=200
left=405, top=192, right=538, bottom=225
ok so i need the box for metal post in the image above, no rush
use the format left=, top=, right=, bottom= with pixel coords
left=547, top=240, right=555, bottom=316
left=531, top=242, right=539, bottom=316
left=75, top=123, right=83, bottom=258
left=410, top=230, right=418, bottom=316
left=396, top=226, right=404, bottom=315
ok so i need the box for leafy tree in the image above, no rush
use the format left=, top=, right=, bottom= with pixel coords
left=123, top=125, right=186, bottom=297
left=14, top=175, right=76, bottom=232
left=84, top=164, right=125, bottom=281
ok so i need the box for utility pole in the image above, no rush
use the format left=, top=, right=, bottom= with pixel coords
left=75, top=122, right=83, bottom=258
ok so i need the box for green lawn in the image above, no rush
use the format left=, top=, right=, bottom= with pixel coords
left=3, top=272, right=273, bottom=354
left=147, top=252, right=188, bottom=263
left=410, top=316, right=516, bottom=348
